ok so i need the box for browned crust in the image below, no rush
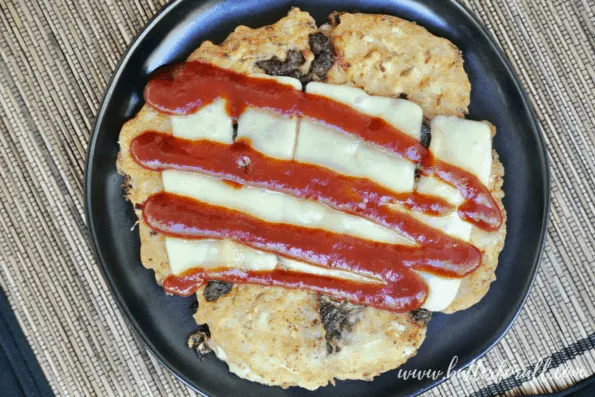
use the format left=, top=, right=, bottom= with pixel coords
left=323, top=12, right=471, bottom=119
left=187, top=8, right=317, bottom=74
left=117, top=105, right=170, bottom=282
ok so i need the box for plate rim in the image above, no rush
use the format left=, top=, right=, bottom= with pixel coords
left=84, top=0, right=551, bottom=395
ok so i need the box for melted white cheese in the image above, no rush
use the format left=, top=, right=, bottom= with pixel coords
left=236, top=75, right=302, bottom=160
left=413, top=176, right=471, bottom=242
left=171, top=99, right=233, bottom=143
left=162, top=170, right=412, bottom=245
left=278, top=257, right=382, bottom=284
left=166, top=238, right=382, bottom=286
left=415, top=272, right=462, bottom=312
left=429, top=116, right=492, bottom=185
left=294, top=82, right=420, bottom=194
left=417, top=176, right=464, bottom=206
left=408, top=117, right=494, bottom=310
left=295, top=119, right=416, bottom=193
left=237, top=108, right=298, bottom=160
left=305, top=82, right=423, bottom=139
left=166, top=238, right=277, bottom=275
left=166, top=237, right=459, bottom=312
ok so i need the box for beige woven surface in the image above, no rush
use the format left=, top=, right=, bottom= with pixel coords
left=0, top=0, right=593, bottom=396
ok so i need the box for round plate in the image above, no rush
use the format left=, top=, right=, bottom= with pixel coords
left=85, top=0, right=550, bottom=396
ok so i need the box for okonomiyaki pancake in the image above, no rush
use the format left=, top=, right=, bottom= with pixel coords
left=116, top=8, right=506, bottom=389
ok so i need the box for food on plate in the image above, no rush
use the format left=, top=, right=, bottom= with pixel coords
left=117, top=8, right=506, bottom=389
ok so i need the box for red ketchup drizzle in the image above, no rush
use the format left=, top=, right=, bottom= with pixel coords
left=145, top=61, right=426, bottom=162
left=144, top=193, right=477, bottom=312
left=162, top=268, right=428, bottom=313
left=144, top=61, right=502, bottom=231
left=144, top=193, right=479, bottom=278
left=421, top=156, right=502, bottom=231
left=133, top=61, right=504, bottom=312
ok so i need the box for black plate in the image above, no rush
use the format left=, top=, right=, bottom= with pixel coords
left=85, top=0, right=550, bottom=396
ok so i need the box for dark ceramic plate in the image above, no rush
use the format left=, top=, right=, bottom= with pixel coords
left=85, top=0, right=550, bottom=396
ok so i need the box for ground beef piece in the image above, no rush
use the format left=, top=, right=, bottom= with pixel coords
left=204, top=281, right=233, bottom=302
left=187, top=324, right=212, bottom=360
left=319, top=295, right=364, bottom=354
left=409, top=308, right=432, bottom=325
left=255, top=33, right=336, bottom=84
left=307, top=33, right=335, bottom=81
left=420, top=122, right=431, bottom=148
left=255, top=49, right=306, bottom=80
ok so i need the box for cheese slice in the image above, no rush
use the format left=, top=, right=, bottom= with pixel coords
left=413, top=176, right=471, bottom=242
left=429, top=116, right=492, bottom=185
left=236, top=75, right=302, bottom=160
left=162, top=170, right=412, bottom=245
left=295, top=119, right=416, bottom=193
left=171, top=99, right=233, bottom=143
left=279, top=257, right=382, bottom=284
left=417, top=176, right=464, bottom=206
left=294, top=82, right=421, bottom=194
left=413, top=116, right=494, bottom=243
left=305, top=82, right=423, bottom=139
left=166, top=238, right=277, bottom=275
left=416, top=272, right=461, bottom=311
left=407, top=117, right=494, bottom=310
left=166, top=237, right=382, bottom=284
left=236, top=108, right=298, bottom=160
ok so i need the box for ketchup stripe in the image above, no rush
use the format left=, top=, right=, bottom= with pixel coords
left=421, top=157, right=502, bottom=231
left=162, top=268, right=428, bottom=313
left=143, top=192, right=480, bottom=278
left=145, top=61, right=427, bottom=162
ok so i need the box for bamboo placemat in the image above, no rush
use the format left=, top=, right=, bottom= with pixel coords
left=0, top=0, right=593, bottom=396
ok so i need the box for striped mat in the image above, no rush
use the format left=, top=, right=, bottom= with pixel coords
left=0, top=0, right=593, bottom=395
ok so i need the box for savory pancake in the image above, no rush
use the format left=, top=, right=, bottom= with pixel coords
left=117, top=8, right=506, bottom=389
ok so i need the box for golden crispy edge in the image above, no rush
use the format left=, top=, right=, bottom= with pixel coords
left=323, top=12, right=471, bottom=119
left=117, top=106, right=170, bottom=282
left=186, top=8, right=317, bottom=73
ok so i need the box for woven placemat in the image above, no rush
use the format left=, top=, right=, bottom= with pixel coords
left=0, top=0, right=593, bottom=395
